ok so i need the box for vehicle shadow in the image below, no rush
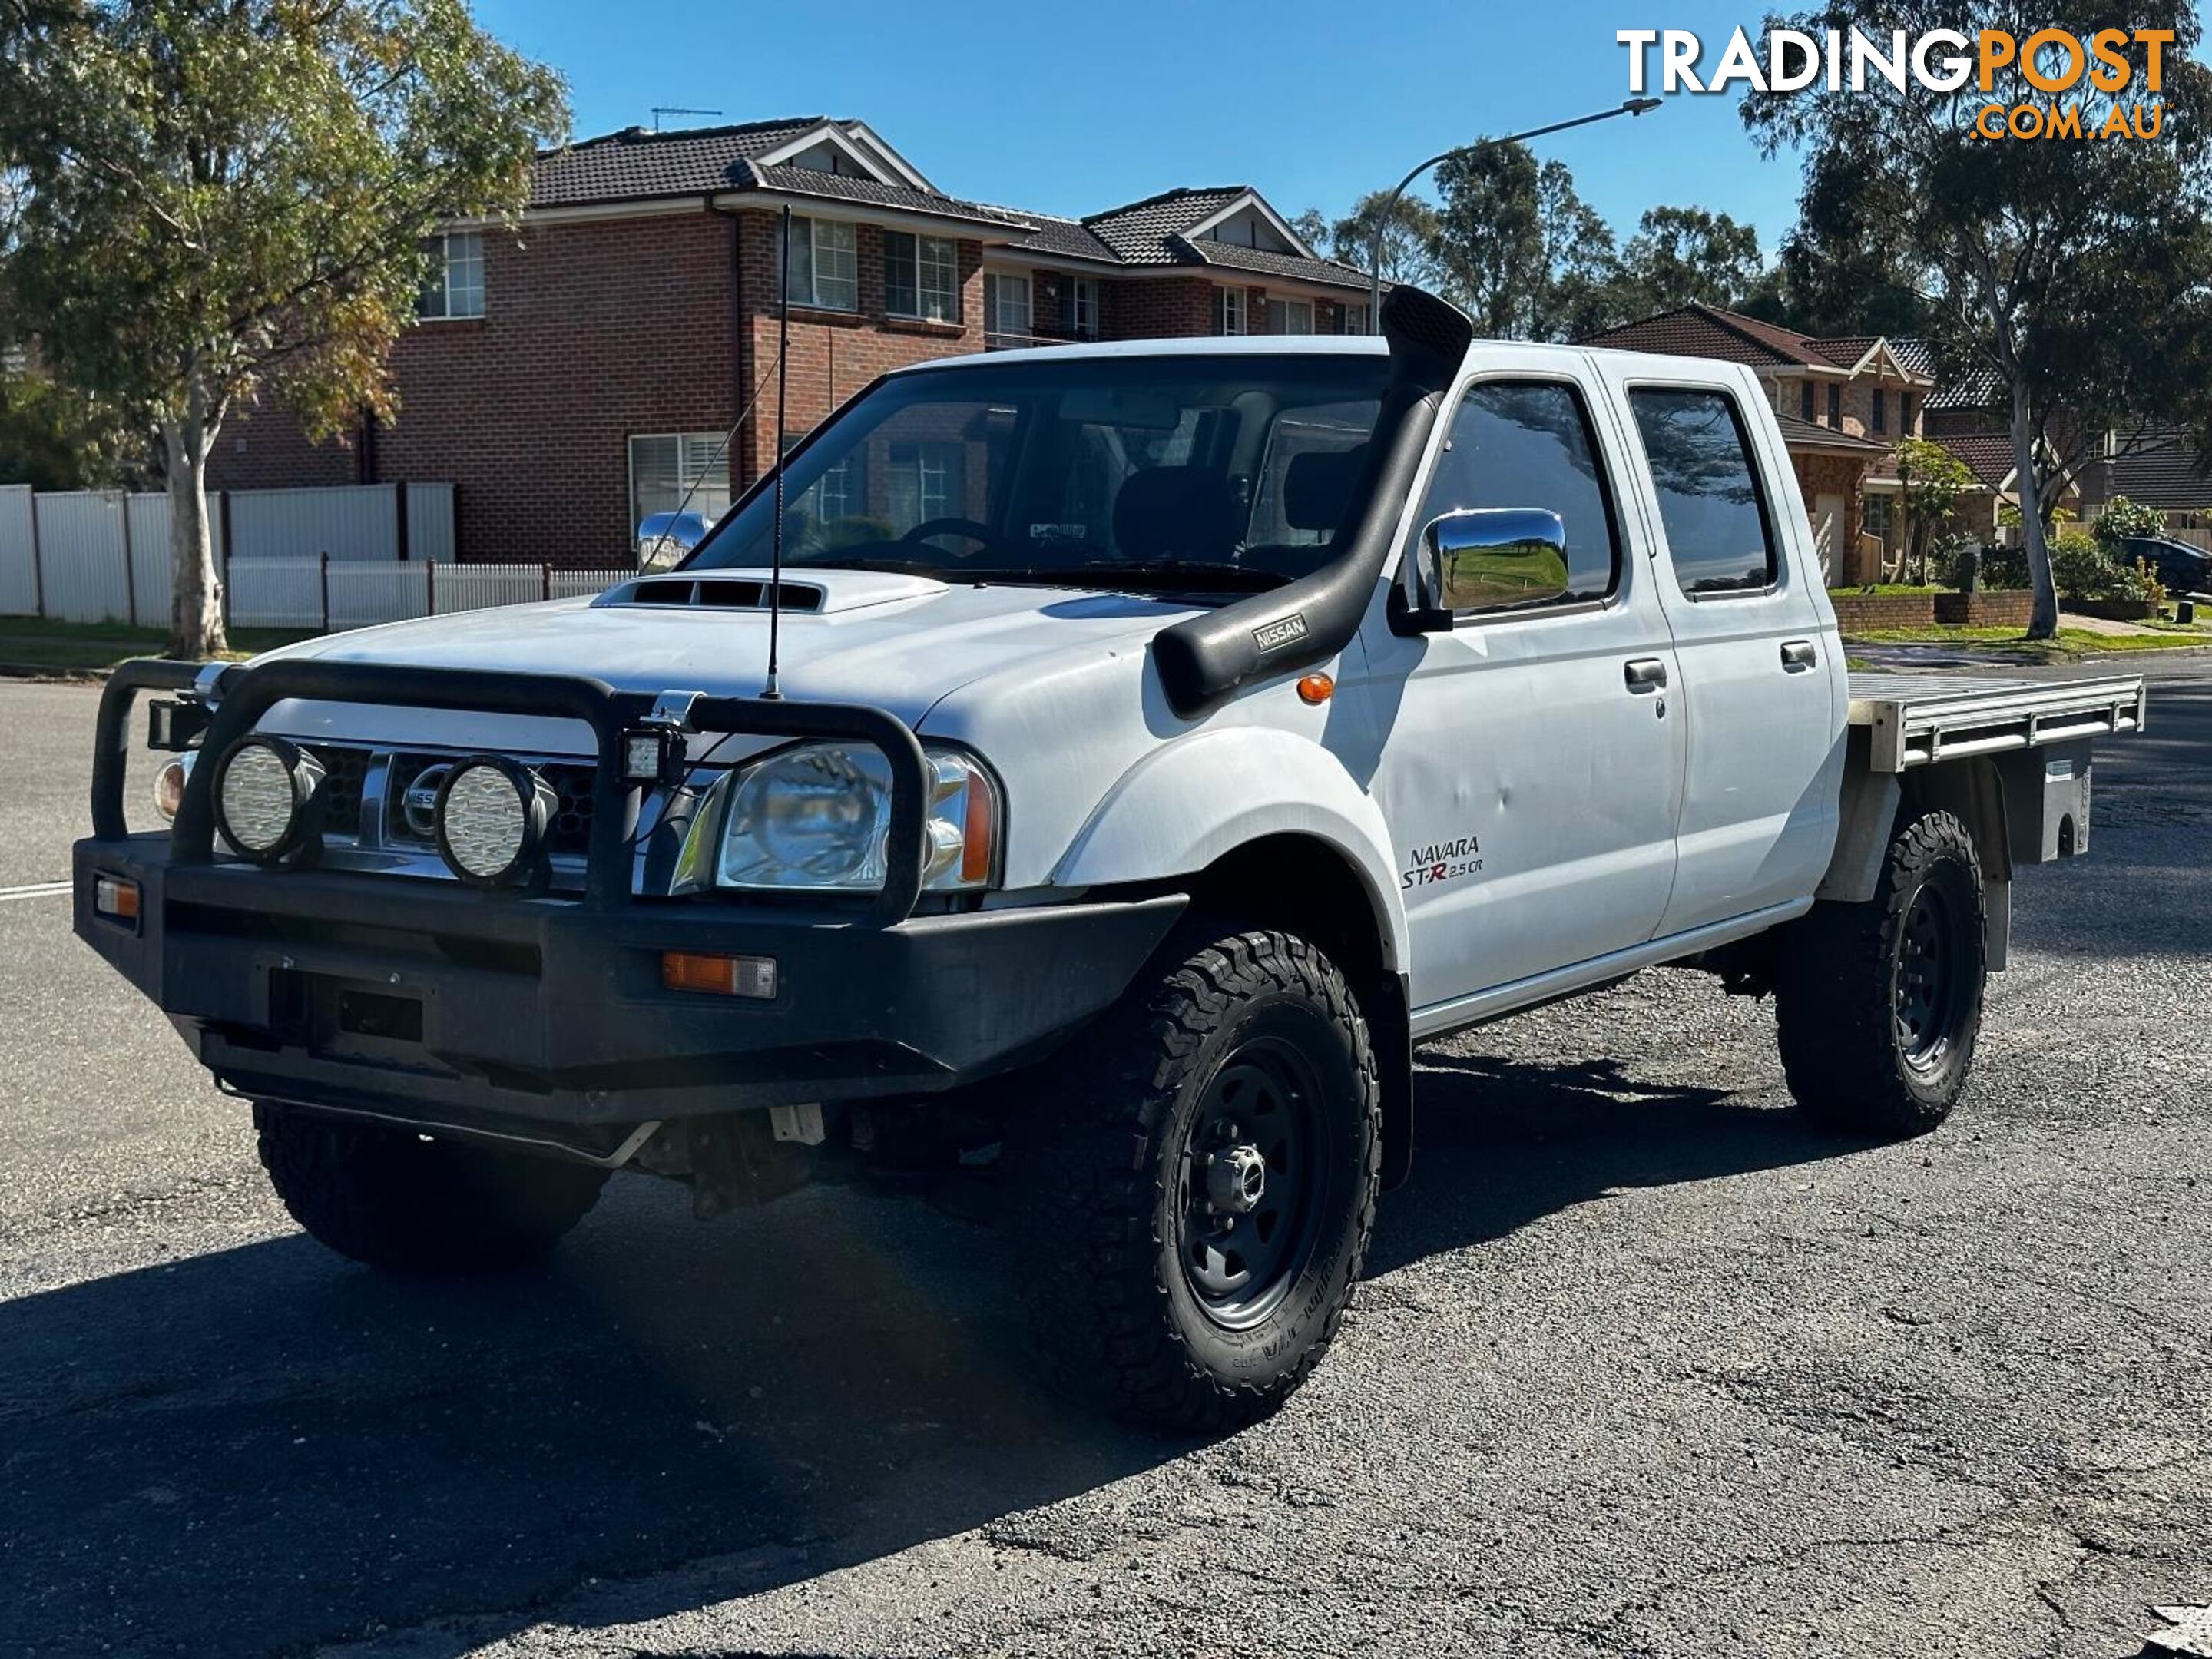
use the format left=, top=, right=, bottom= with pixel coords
left=0, top=1046, right=1852, bottom=1658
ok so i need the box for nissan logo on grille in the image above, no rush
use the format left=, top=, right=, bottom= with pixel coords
left=402, top=763, right=452, bottom=837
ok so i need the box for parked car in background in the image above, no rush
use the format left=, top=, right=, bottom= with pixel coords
left=2118, top=535, right=2212, bottom=598
left=637, top=510, right=713, bottom=572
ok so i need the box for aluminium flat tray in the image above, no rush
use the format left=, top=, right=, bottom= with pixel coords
left=1846, top=672, right=2147, bottom=773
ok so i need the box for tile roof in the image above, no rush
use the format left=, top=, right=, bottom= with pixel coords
left=1585, top=305, right=1937, bottom=382
left=532, top=118, right=825, bottom=206
left=997, top=212, right=1123, bottom=264
left=1775, top=412, right=1891, bottom=453
left=1584, top=304, right=1827, bottom=368
left=743, top=162, right=1022, bottom=228
left=2108, top=430, right=2212, bottom=508
left=1082, top=187, right=1250, bottom=263
left=1934, top=432, right=2018, bottom=490
left=1177, top=238, right=1370, bottom=291
left=531, top=127, right=1360, bottom=288
left=1926, top=366, right=2001, bottom=411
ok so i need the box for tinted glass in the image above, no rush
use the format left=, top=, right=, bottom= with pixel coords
left=688, top=355, right=1392, bottom=588
left=1628, top=388, right=1778, bottom=595
left=1411, top=379, right=1620, bottom=610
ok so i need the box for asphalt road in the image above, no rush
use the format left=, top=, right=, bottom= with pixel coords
left=2, top=664, right=2208, bottom=1659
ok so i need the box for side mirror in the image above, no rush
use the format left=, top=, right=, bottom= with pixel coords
left=1396, top=507, right=1571, bottom=634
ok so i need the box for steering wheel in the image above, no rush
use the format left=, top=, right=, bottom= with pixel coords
left=898, top=517, right=1001, bottom=558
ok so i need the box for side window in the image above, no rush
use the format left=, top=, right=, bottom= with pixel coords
left=1412, top=379, right=1621, bottom=612
left=1627, top=387, right=1779, bottom=596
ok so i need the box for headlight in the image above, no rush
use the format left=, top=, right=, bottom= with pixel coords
left=680, top=741, right=1001, bottom=895
left=153, top=753, right=194, bottom=823
left=212, top=736, right=325, bottom=865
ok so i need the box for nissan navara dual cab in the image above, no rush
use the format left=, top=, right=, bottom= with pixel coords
left=77, top=288, right=2145, bottom=1429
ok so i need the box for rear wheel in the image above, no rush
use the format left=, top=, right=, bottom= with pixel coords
left=1005, top=926, right=1380, bottom=1431
left=254, top=1103, right=608, bottom=1273
left=1773, top=808, right=1987, bottom=1137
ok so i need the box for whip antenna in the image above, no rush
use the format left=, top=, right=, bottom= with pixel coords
left=762, top=204, right=793, bottom=700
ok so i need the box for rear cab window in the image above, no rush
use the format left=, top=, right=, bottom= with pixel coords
left=1625, top=387, right=1780, bottom=597
left=1409, top=378, right=1623, bottom=617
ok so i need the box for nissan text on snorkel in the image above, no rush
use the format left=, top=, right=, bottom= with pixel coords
left=76, top=281, right=2147, bottom=1429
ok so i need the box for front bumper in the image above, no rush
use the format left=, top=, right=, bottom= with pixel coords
left=77, top=834, right=1184, bottom=1127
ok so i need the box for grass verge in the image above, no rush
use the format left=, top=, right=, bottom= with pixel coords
left=1843, top=624, right=2212, bottom=661
left=0, top=619, right=313, bottom=678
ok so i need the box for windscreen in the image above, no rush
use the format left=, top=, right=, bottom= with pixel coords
left=687, top=353, right=1392, bottom=592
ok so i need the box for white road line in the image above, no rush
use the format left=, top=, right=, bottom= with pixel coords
left=0, top=881, right=72, bottom=903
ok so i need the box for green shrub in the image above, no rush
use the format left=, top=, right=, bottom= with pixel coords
left=2093, top=495, right=2164, bottom=547
left=2048, top=530, right=2122, bottom=600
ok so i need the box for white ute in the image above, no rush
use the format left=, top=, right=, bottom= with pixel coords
left=77, top=287, right=2146, bottom=1428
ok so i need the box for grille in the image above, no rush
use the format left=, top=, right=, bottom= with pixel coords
left=385, top=753, right=598, bottom=857
left=305, top=744, right=370, bottom=837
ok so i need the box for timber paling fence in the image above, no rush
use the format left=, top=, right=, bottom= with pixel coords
left=0, top=482, right=618, bottom=633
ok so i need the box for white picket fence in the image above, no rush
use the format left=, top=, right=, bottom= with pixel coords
left=0, top=481, right=618, bottom=632
left=227, top=558, right=614, bottom=630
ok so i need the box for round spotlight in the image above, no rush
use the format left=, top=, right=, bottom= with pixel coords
left=434, top=756, right=555, bottom=887
left=212, top=736, right=325, bottom=865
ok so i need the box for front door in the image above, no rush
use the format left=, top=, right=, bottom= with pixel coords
left=1813, top=492, right=1846, bottom=583
left=1593, top=366, right=1847, bottom=938
left=1354, top=353, right=1686, bottom=1018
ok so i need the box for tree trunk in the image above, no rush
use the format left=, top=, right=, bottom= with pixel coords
left=163, top=413, right=226, bottom=658
left=2012, top=382, right=2058, bottom=640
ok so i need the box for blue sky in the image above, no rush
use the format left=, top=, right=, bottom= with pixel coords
left=471, top=1, right=2200, bottom=257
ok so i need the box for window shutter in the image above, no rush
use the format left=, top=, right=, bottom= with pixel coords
left=984, top=273, right=998, bottom=336
left=1211, top=289, right=1225, bottom=333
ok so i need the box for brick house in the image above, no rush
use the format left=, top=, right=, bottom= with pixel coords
left=210, top=118, right=1373, bottom=569
left=1582, top=303, right=1936, bottom=584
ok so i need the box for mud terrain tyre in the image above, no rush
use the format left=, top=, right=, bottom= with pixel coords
left=1774, top=808, right=1987, bottom=1137
left=1006, top=926, right=1381, bottom=1431
left=254, top=1104, right=608, bottom=1273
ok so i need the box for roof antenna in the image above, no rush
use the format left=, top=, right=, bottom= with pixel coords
left=761, top=203, right=793, bottom=701
left=651, top=106, right=721, bottom=131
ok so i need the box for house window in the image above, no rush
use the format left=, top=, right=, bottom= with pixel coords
left=1899, top=392, right=1915, bottom=433
left=1826, top=382, right=1841, bottom=426
left=1068, top=276, right=1101, bottom=338
left=1345, top=303, right=1369, bottom=335
left=1863, top=495, right=1893, bottom=541
left=786, top=217, right=858, bottom=311
left=417, top=231, right=484, bottom=320
left=1214, top=289, right=1247, bottom=336
left=985, top=273, right=1031, bottom=346
left=1872, top=389, right=1886, bottom=432
left=1800, top=381, right=1815, bottom=422
left=885, top=231, right=959, bottom=322
left=628, top=432, right=732, bottom=537
left=1265, top=297, right=1314, bottom=335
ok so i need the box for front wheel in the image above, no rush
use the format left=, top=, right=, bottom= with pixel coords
left=1773, top=807, right=1988, bottom=1137
left=254, top=1104, right=609, bottom=1273
left=1005, top=926, right=1381, bottom=1431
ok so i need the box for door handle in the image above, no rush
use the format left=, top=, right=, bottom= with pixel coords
left=1781, top=639, right=1817, bottom=672
left=1624, top=657, right=1668, bottom=692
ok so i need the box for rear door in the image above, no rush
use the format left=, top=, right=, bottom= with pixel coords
left=1356, top=348, right=1686, bottom=1015
left=1591, top=363, right=1847, bottom=937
